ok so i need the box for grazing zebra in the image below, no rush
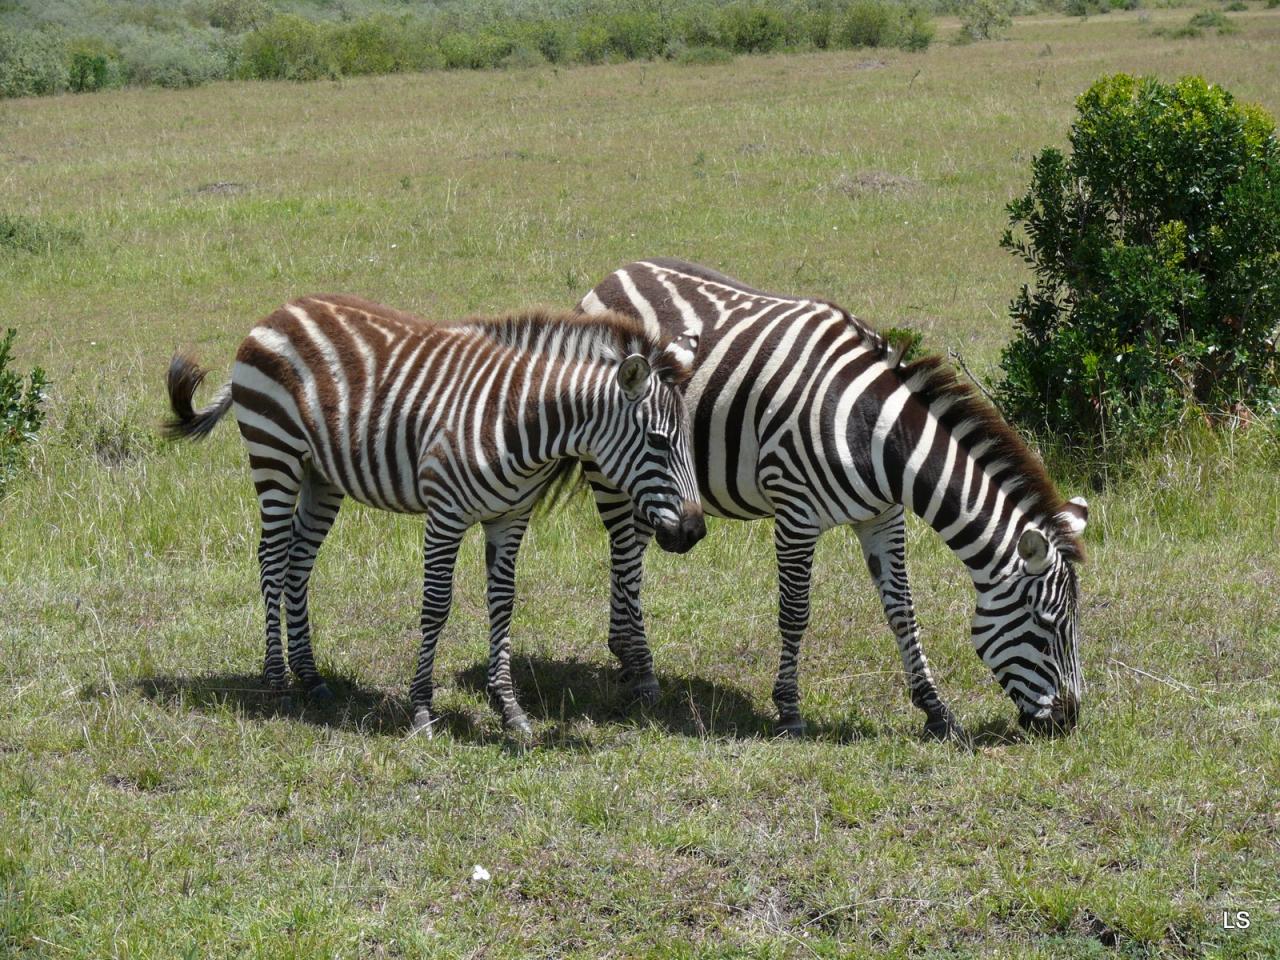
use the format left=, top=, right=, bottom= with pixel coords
left=578, top=260, right=1089, bottom=738
left=163, top=294, right=705, bottom=736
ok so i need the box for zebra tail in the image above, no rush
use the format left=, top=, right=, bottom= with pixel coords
left=162, top=353, right=233, bottom=441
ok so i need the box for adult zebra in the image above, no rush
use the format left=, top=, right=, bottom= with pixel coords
left=578, top=260, right=1088, bottom=738
left=163, top=294, right=705, bottom=736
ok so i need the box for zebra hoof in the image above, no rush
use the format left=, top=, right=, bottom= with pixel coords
left=923, top=714, right=966, bottom=744
left=505, top=713, right=533, bottom=739
left=775, top=715, right=806, bottom=738
left=410, top=708, right=436, bottom=738
left=306, top=682, right=335, bottom=705
left=630, top=677, right=660, bottom=706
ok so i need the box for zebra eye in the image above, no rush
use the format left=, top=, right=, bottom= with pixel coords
left=648, top=432, right=671, bottom=451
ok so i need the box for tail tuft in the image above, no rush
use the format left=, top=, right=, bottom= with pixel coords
left=163, top=353, right=232, bottom=441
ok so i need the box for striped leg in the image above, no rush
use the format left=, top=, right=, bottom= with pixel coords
left=854, top=507, right=963, bottom=741
left=251, top=455, right=303, bottom=692
left=772, top=512, right=820, bottom=736
left=483, top=514, right=533, bottom=736
left=409, top=522, right=464, bottom=737
left=586, top=469, right=659, bottom=703
left=283, top=467, right=344, bottom=701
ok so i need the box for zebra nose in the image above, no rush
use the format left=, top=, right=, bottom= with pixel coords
left=1053, top=690, right=1080, bottom=730
left=680, top=501, right=706, bottom=549
left=653, top=502, right=705, bottom=554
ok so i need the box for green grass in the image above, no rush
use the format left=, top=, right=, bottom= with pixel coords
left=2, top=8, right=1280, bottom=957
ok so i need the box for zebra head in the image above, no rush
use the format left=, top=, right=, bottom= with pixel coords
left=592, top=347, right=705, bottom=555
left=972, top=497, right=1089, bottom=735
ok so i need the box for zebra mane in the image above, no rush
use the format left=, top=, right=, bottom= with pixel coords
left=891, top=353, right=1086, bottom=564
left=455, top=308, right=691, bottom=385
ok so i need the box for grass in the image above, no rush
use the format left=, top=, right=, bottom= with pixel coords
left=2, top=7, right=1279, bottom=957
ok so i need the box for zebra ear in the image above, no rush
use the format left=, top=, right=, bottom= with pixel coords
left=1017, top=528, right=1051, bottom=574
left=617, top=354, right=652, bottom=401
left=1057, top=496, right=1089, bottom=535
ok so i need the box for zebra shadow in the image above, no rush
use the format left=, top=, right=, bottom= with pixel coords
left=452, top=656, right=875, bottom=744
left=125, top=661, right=885, bottom=746
left=129, top=673, right=426, bottom=737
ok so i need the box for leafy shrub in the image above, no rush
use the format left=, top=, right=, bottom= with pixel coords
left=0, top=29, right=69, bottom=98
left=1188, top=8, right=1236, bottom=30
left=120, top=33, right=229, bottom=88
left=526, top=20, right=575, bottom=64
left=719, top=3, right=789, bottom=52
left=804, top=9, right=837, bottom=48
left=205, top=0, right=269, bottom=33
left=838, top=0, right=901, bottom=47
left=998, top=74, right=1280, bottom=453
left=68, top=44, right=112, bottom=93
left=956, top=0, right=1013, bottom=41
left=328, top=15, right=408, bottom=76
left=604, top=11, right=665, bottom=60
left=0, top=329, right=48, bottom=495
left=900, top=8, right=936, bottom=50
left=1223, top=0, right=1247, bottom=10
left=238, top=14, right=336, bottom=81
left=439, top=30, right=515, bottom=70
left=575, top=22, right=611, bottom=64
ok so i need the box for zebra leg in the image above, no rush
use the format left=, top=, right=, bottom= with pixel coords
left=586, top=468, right=659, bottom=704
left=853, top=507, right=964, bottom=742
left=251, top=456, right=303, bottom=693
left=482, top=514, right=533, bottom=737
left=772, top=513, right=821, bottom=736
left=283, top=467, right=344, bottom=702
left=408, top=521, right=464, bottom=738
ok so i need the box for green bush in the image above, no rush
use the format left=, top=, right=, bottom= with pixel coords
left=838, top=0, right=901, bottom=47
left=575, top=22, right=611, bottom=64
left=205, top=0, right=269, bottom=32
left=998, top=74, right=1280, bottom=453
left=526, top=20, right=575, bottom=64
left=956, top=0, right=1013, bottom=41
left=121, top=34, right=229, bottom=88
left=0, top=29, right=69, bottom=98
left=719, top=3, right=789, bottom=52
left=238, top=14, right=336, bottom=81
left=804, top=9, right=837, bottom=48
left=328, top=15, right=408, bottom=76
left=900, top=8, right=936, bottom=50
left=68, top=49, right=110, bottom=93
left=1223, top=0, right=1247, bottom=10
left=0, top=329, right=48, bottom=496
left=1188, top=8, right=1236, bottom=30
left=604, top=11, right=665, bottom=60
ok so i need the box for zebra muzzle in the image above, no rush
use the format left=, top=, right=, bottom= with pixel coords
left=653, top=501, right=706, bottom=555
left=1018, top=690, right=1079, bottom=736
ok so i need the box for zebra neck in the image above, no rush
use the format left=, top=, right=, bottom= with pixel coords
left=895, top=420, right=1031, bottom=586
left=518, top=361, right=605, bottom=464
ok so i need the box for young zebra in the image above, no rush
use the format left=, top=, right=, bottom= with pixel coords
left=163, top=294, right=705, bottom=736
left=579, top=260, right=1089, bottom=739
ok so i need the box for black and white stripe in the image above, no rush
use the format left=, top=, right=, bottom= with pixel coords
left=579, top=260, right=1088, bottom=737
left=165, top=294, right=705, bottom=736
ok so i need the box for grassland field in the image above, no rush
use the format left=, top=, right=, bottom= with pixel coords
left=2, top=7, right=1279, bottom=958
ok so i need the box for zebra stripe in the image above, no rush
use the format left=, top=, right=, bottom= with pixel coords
left=579, top=260, right=1088, bottom=738
left=164, top=294, right=705, bottom=736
